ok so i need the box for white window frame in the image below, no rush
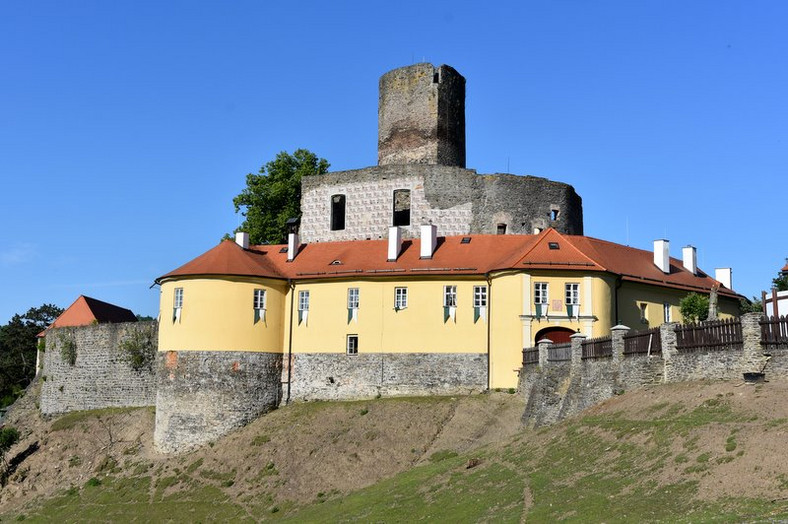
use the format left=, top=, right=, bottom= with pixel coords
left=443, top=285, right=457, bottom=308
left=346, top=334, right=358, bottom=355
left=534, top=282, right=549, bottom=305
left=298, top=290, right=310, bottom=311
left=253, top=289, right=266, bottom=310
left=394, top=287, right=408, bottom=310
left=347, top=288, right=360, bottom=309
left=473, top=286, right=487, bottom=308
left=173, top=288, right=183, bottom=309
left=663, top=302, right=672, bottom=323
left=565, top=283, right=580, bottom=306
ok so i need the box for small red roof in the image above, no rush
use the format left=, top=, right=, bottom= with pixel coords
left=38, top=296, right=137, bottom=337
left=156, top=229, right=740, bottom=298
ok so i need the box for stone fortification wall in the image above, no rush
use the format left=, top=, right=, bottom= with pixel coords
left=40, top=322, right=157, bottom=415
left=154, top=350, right=283, bottom=454
left=300, top=165, right=582, bottom=243
left=289, top=352, right=487, bottom=401
left=521, top=315, right=776, bottom=427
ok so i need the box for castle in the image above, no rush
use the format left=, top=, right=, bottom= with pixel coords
left=39, top=64, right=742, bottom=454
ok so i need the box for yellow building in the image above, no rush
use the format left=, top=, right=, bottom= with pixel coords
left=156, top=227, right=741, bottom=395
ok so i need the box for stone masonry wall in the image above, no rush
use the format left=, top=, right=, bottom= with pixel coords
left=289, top=352, right=487, bottom=401
left=154, top=350, right=282, bottom=454
left=300, top=164, right=583, bottom=243
left=40, top=322, right=157, bottom=415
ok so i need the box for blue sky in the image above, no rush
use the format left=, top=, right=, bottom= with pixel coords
left=1, top=1, right=786, bottom=322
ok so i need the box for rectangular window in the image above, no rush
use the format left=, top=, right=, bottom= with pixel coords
left=394, top=287, right=408, bottom=310
left=640, top=303, right=648, bottom=323
left=565, top=283, right=579, bottom=305
left=473, top=286, right=487, bottom=307
left=534, top=282, right=548, bottom=304
left=346, top=335, right=358, bottom=355
left=173, top=288, right=183, bottom=308
left=663, top=302, right=672, bottom=323
left=298, top=290, right=310, bottom=311
left=347, top=288, right=359, bottom=309
left=443, top=285, right=457, bottom=307
left=253, top=289, right=266, bottom=310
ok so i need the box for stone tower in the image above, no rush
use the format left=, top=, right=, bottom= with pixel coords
left=378, top=63, right=466, bottom=167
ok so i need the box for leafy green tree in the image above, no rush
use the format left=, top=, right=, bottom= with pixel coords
left=679, top=293, right=709, bottom=324
left=740, top=297, right=763, bottom=314
left=773, top=270, right=788, bottom=291
left=0, top=304, right=63, bottom=407
left=233, top=149, right=329, bottom=244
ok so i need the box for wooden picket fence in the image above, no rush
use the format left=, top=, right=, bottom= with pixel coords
left=623, top=327, right=662, bottom=355
left=581, top=336, right=612, bottom=359
left=522, top=348, right=539, bottom=366
left=676, top=317, right=742, bottom=353
left=760, top=315, right=788, bottom=350
left=548, top=343, right=572, bottom=362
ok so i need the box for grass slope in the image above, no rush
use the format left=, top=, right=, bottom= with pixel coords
left=4, top=381, right=788, bottom=522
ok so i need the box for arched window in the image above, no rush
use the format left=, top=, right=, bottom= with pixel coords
left=393, top=189, right=411, bottom=226
left=330, top=194, right=346, bottom=231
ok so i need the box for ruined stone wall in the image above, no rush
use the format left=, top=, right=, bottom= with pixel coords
left=40, top=322, right=157, bottom=415
left=154, top=350, right=283, bottom=454
left=300, top=165, right=583, bottom=243
left=289, top=352, right=487, bottom=401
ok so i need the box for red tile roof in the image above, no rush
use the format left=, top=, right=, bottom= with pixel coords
left=38, top=295, right=137, bottom=337
left=156, top=229, right=740, bottom=298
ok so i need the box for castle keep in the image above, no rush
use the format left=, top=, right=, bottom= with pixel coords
left=299, top=63, right=583, bottom=243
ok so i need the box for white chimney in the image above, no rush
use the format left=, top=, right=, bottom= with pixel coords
left=287, top=232, right=299, bottom=262
left=420, top=224, right=438, bottom=259
left=715, top=268, right=732, bottom=290
left=387, top=226, right=402, bottom=261
left=235, top=232, right=249, bottom=249
left=653, top=239, right=670, bottom=274
left=682, top=245, right=697, bottom=275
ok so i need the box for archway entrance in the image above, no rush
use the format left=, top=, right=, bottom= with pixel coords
left=534, top=326, right=576, bottom=345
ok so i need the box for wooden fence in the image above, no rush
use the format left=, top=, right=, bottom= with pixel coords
left=548, top=343, right=572, bottom=362
left=522, top=348, right=539, bottom=366
left=761, top=316, right=788, bottom=350
left=676, top=317, right=742, bottom=353
left=623, top=327, right=662, bottom=355
left=581, top=336, right=612, bottom=359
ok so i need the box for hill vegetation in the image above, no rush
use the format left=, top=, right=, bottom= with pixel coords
left=2, top=379, right=788, bottom=522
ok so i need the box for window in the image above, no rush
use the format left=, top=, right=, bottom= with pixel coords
left=473, top=286, right=487, bottom=308
left=346, top=335, right=358, bottom=355
left=640, top=303, right=648, bottom=323
left=173, top=288, right=183, bottom=309
left=347, top=288, right=359, bottom=309
left=330, top=194, right=346, bottom=231
left=550, top=209, right=560, bottom=221
left=299, top=290, right=310, bottom=311
left=443, top=285, right=457, bottom=307
left=534, top=283, right=548, bottom=304
left=253, top=289, right=266, bottom=310
left=394, top=287, right=408, bottom=310
left=496, top=223, right=507, bottom=235
left=565, top=283, right=579, bottom=305
left=392, top=189, right=411, bottom=226
left=663, top=302, right=672, bottom=323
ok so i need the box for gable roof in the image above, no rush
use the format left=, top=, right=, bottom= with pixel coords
left=39, top=295, right=138, bottom=336
left=156, top=229, right=740, bottom=298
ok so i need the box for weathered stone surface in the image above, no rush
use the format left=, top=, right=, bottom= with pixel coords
left=154, top=351, right=282, bottom=454
left=289, top=352, right=487, bottom=401
left=40, top=322, right=157, bottom=415
left=300, top=164, right=583, bottom=243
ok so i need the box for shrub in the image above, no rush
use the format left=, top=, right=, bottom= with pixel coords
left=119, top=325, right=156, bottom=372
left=58, top=331, right=77, bottom=366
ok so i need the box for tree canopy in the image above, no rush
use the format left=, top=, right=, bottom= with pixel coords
left=0, top=304, right=63, bottom=408
left=679, top=293, right=709, bottom=324
left=232, top=149, right=329, bottom=245
left=773, top=270, right=788, bottom=292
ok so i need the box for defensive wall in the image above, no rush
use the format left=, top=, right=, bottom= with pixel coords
left=40, top=322, right=157, bottom=415
left=520, top=313, right=788, bottom=427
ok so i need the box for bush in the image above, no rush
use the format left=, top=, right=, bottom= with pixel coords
left=119, top=325, right=156, bottom=372
left=58, top=331, right=77, bottom=366
left=679, top=293, right=709, bottom=324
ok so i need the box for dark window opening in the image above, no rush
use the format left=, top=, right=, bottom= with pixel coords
left=433, top=72, right=440, bottom=83
left=551, top=209, right=560, bottom=221
left=461, top=237, right=471, bottom=244
left=496, top=223, right=507, bottom=235
left=549, top=242, right=560, bottom=250
left=330, top=194, right=346, bottom=231
left=393, top=189, right=411, bottom=226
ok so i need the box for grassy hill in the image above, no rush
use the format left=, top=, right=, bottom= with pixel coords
left=2, top=379, right=788, bottom=522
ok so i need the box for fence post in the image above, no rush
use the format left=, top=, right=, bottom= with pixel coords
left=570, top=332, right=586, bottom=372
left=660, top=322, right=678, bottom=383
left=740, top=312, right=767, bottom=375
left=538, top=338, right=552, bottom=369
left=611, top=325, right=630, bottom=364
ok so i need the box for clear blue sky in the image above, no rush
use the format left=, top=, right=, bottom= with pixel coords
left=1, top=1, right=786, bottom=322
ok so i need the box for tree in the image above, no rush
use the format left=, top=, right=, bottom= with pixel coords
left=232, top=149, right=329, bottom=244
left=679, top=293, right=709, bottom=324
left=740, top=297, right=763, bottom=314
left=773, top=270, right=788, bottom=292
left=0, top=304, right=63, bottom=407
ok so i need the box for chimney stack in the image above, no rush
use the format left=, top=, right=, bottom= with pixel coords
left=654, top=239, right=670, bottom=274
left=235, top=232, right=249, bottom=249
left=715, top=268, right=733, bottom=290
left=420, top=224, right=438, bottom=259
left=387, top=226, right=402, bottom=261
left=682, top=245, right=697, bottom=275
left=287, top=232, right=299, bottom=262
